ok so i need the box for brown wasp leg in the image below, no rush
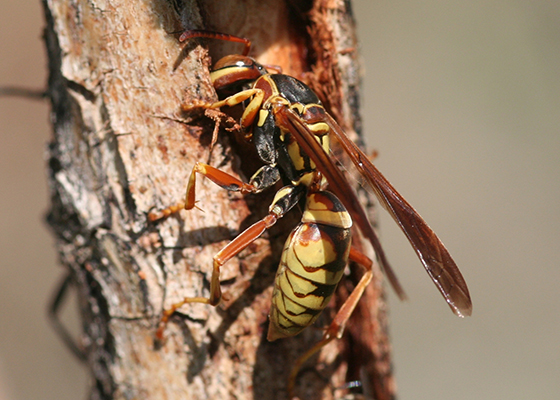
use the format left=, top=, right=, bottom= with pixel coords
left=148, top=162, right=279, bottom=221
left=152, top=162, right=281, bottom=340
left=155, top=215, right=276, bottom=340
left=287, top=247, right=374, bottom=398
left=155, top=184, right=301, bottom=341
left=203, top=109, right=240, bottom=154
left=183, top=88, right=264, bottom=130
left=182, top=89, right=257, bottom=111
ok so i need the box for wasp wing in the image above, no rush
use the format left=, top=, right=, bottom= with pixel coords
left=279, top=107, right=472, bottom=317
left=323, top=112, right=472, bottom=317
left=274, top=106, right=407, bottom=301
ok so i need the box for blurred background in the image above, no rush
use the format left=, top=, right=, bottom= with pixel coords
left=0, top=1, right=558, bottom=399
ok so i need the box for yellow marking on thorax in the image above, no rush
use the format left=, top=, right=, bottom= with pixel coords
left=257, top=109, right=269, bottom=128
left=293, top=172, right=315, bottom=187
left=286, top=139, right=309, bottom=172
left=291, top=103, right=305, bottom=114
left=306, top=121, right=330, bottom=135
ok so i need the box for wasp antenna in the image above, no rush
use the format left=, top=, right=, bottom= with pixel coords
left=178, top=29, right=252, bottom=56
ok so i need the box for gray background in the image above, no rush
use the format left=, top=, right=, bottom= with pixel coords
left=0, top=1, right=558, bottom=399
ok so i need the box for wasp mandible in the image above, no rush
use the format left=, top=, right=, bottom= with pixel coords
left=149, top=29, right=472, bottom=393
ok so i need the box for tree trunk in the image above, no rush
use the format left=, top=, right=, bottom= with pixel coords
left=43, top=0, right=396, bottom=399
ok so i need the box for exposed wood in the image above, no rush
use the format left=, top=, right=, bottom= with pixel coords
left=43, top=0, right=395, bottom=399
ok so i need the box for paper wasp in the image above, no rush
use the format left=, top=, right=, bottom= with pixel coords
left=149, top=30, right=472, bottom=395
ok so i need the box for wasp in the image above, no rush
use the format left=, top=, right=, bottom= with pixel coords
left=150, top=30, right=472, bottom=395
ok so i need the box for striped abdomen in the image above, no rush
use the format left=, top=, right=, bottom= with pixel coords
left=267, top=191, right=352, bottom=341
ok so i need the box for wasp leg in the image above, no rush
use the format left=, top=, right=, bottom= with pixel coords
left=287, top=247, right=374, bottom=398
left=183, top=88, right=264, bottom=129
left=155, top=184, right=304, bottom=341
left=179, top=30, right=252, bottom=56
left=148, top=162, right=280, bottom=221
left=48, top=273, right=87, bottom=362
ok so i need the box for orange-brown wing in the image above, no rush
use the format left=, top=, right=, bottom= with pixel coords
left=274, top=107, right=407, bottom=301
left=323, top=112, right=472, bottom=317
left=281, top=106, right=472, bottom=317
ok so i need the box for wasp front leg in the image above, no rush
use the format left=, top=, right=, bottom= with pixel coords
left=183, top=88, right=264, bottom=129
left=287, top=247, right=374, bottom=399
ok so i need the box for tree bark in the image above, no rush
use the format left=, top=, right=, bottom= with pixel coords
left=43, top=0, right=396, bottom=399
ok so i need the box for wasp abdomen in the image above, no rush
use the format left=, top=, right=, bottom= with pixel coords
left=268, top=192, right=352, bottom=341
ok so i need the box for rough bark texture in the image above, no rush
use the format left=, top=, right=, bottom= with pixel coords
left=44, top=0, right=395, bottom=399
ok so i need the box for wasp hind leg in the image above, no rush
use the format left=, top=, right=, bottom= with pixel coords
left=154, top=182, right=304, bottom=341
left=288, top=247, right=374, bottom=398
left=155, top=211, right=280, bottom=341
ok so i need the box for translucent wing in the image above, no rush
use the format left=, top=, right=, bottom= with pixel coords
left=278, top=107, right=472, bottom=317
left=275, top=107, right=406, bottom=300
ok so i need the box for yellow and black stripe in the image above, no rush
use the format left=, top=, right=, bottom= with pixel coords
left=268, top=191, right=352, bottom=340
